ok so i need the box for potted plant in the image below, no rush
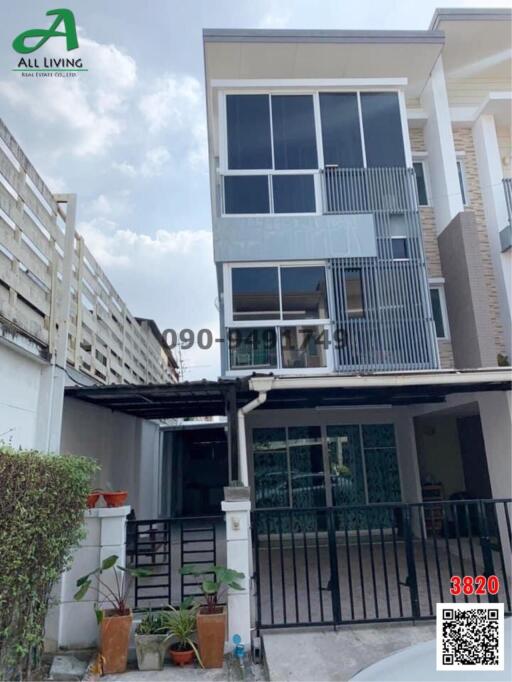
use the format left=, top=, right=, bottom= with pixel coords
left=134, top=611, right=167, bottom=671
left=102, top=487, right=128, bottom=507
left=86, top=490, right=101, bottom=508
left=74, top=555, right=150, bottom=674
left=180, top=565, right=244, bottom=668
left=159, top=603, right=202, bottom=667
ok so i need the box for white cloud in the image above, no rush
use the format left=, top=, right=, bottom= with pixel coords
left=112, top=146, right=170, bottom=178
left=139, top=75, right=202, bottom=133
left=138, top=74, right=207, bottom=169
left=0, top=34, right=137, bottom=157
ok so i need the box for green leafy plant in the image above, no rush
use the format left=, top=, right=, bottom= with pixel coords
left=74, top=555, right=150, bottom=620
left=136, top=611, right=166, bottom=635
left=0, top=445, right=97, bottom=680
left=179, top=565, right=244, bottom=614
left=159, top=604, right=202, bottom=665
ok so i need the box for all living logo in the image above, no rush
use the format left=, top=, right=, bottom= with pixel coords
left=12, top=8, right=86, bottom=77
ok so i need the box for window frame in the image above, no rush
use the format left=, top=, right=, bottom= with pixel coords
left=429, top=280, right=450, bottom=341
left=391, top=236, right=410, bottom=261
left=224, top=260, right=335, bottom=375
left=218, top=87, right=411, bottom=217
left=412, top=157, right=431, bottom=207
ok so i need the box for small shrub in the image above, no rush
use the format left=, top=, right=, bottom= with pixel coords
left=0, top=445, right=97, bottom=680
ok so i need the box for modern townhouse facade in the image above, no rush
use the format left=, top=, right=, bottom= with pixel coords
left=0, top=118, right=178, bottom=452
left=199, top=9, right=512, bottom=632
left=53, top=8, right=512, bottom=651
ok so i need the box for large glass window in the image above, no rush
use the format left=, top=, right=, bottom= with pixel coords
left=253, top=426, right=325, bottom=510
left=224, top=175, right=269, bottom=214
left=281, top=325, right=327, bottom=368
left=228, top=327, right=277, bottom=369
left=229, top=265, right=330, bottom=371
left=320, top=93, right=363, bottom=168
left=280, top=266, right=329, bottom=319
left=232, top=267, right=279, bottom=321
left=253, top=423, right=401, bottom=516
left=272, top=174, right=316, bottom=213
left=226, top=94, right=272, bottom=170
left=271, top=95, right=317, bottom=169
left=360, top=92, right=405, bottom=167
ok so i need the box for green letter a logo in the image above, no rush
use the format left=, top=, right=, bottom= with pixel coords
left=13, top=9, right=79, bottom=54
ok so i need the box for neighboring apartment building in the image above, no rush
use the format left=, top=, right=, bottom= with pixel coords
left=0, top=118, right=178, bottom=451
left=201, top=9, right=512, bottom=629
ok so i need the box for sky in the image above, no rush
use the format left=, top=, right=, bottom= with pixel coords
left=1, top=0, right=509, bottom=379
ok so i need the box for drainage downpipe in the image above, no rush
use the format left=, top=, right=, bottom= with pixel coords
left=237, top=378, right=274, bottom=485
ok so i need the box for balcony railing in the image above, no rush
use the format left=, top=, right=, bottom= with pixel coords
left=322, top=166, right=419, bottom=214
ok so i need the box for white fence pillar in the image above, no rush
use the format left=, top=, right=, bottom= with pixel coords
left=221, top=496, right=252, bottom=651
left=45, top=505, right=130, bottom=652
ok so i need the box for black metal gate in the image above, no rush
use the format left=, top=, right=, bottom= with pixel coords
left=127, top=515, right=224, bottom=609
left=252, top=499, right=512, bottom=630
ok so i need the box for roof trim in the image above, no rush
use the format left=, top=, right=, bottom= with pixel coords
left=250, top=368, right=512, bottom=392
left=429, top=7, right=512, bottom=31
left=203, top=28, right=445, bottom=45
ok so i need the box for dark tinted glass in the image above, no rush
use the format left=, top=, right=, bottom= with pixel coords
left=232, top=267, right=279, bottom=321
left=320, top=93, right=363, bottom=168
left=273, top=174, right=315, bottom=213
left=391, top=237, right=408, bottom=259
left=224, top=175, right=269, bottom=214
left=360, top=93, right=405, bottom=167
left=271, top=95, right=317, bottom=169
left=226, top=95, right=272, bottom=169
left=430, top=288, right=445, bottom=338
left=281, top=266, right=329, bottom=319
left=413, top=162, right=428, bottom=205
left=344, top=269, right=364, bottom=318
left=457, top=161, right=467, bottom=204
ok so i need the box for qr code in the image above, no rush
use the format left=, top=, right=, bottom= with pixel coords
left=436, top=603, right=504, bottom=671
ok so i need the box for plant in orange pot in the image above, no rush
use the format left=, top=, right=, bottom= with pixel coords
left=74, top=555, right=150, bottom=674
left=180, top=565, right=244, bottom=668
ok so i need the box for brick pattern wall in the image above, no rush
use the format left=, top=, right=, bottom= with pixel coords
left=453, top=127, right=506, bottom=359
left=409, top=127, right=454, bottom=368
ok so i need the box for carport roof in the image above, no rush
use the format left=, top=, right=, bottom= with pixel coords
left=65, top=369, right=512, bottom=420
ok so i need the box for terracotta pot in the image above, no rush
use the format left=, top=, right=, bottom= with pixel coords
left=169, top=644, right=195, bottom=667
left=86, top=492, right=100, bottom=509
left=196, top=606, right=226, bottom=668
left=103, top=491, right=128, bottom=507
left=99, top=610, right=133, bottom=674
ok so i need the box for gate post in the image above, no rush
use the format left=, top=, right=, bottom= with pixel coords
left=222, top=488, right=252, bottom=651
left=403, top=506, right=421, bottom=619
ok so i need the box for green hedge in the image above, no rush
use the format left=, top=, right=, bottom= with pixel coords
left=0, top=446, right=97, bottom=680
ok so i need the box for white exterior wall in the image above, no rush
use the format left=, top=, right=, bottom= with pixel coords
left=472, top=114, right=512, bottom=354
left=420, top=57, right=464, bottom=233
left=61, top=397, right=161, bottom=518
left=0, top=341, right=43, bottom=448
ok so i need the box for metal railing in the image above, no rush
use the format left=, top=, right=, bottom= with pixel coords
left=322, top=166, right=419, bottom=214
left=252, top=499, right=511, bottom=630
left=126, top=515, right=224, bottom=609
